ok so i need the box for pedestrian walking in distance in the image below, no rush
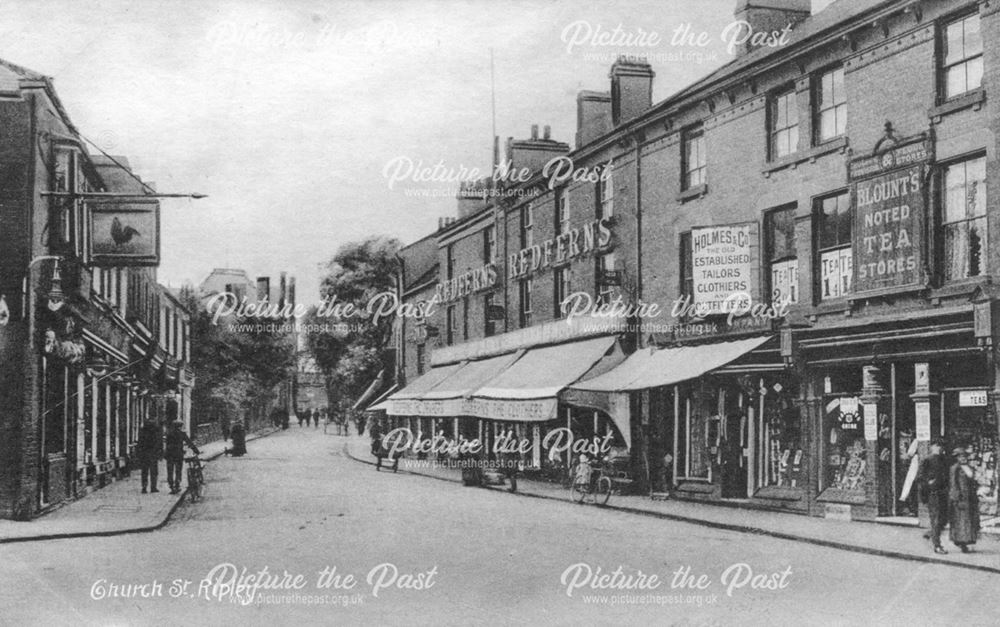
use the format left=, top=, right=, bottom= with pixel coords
left=371, top=422, right=398, bottom=472
left=298, top=410, right=304, bottom=428
left=949, top=447, right=981, bottom=553
left=135, top=419, right=162, bottom=494
left=165, top=420, right=200, bottom=495
left=917, top=440, right=949, bottom=554
left=313, top=408, right=319, bottom=429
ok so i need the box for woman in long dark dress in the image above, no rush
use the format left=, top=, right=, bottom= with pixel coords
left=949, top=448, right=980, bottom=553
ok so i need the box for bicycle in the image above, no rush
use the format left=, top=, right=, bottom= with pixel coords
left=185, top=455, right=205, bottom=502
left=570, top=460, right=612, bottom=506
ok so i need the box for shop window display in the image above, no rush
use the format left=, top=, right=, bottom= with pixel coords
left=944, top=392, right=998, bottom=516
left=761, top=397, right=802, bottom=488
left=824, top=396, right=866, bottom=491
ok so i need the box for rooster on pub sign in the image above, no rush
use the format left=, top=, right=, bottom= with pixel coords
left=87, top=201, right=159, bottom=265
left=110, top=216, right=141, bottom=246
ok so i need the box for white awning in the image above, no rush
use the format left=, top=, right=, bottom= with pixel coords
left=569, top=335, right=773, bottom=393
left=467, top=336, right=622, bottom=422
left=351, top=370, right=384, bottom=411
left=364, top=385, right=398, bottom=413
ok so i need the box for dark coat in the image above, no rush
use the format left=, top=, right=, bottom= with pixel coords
left=917, top=453, right=949, bottom=502
left=949, top=463, right=980, bottom=545
left=135, top=423, right=162, bottom=464
left=164, top=428, right=199, bottom=460
left=229, top=423, right=247, bottom=456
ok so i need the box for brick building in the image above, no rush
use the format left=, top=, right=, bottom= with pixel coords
left=375, top=0, right=1000, bottom=524
left=0, top=59, right=193, bottom=519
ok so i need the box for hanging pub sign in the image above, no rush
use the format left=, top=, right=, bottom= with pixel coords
left=849, top=136, right=930, bottom=296
left=86, top=199, right=160, bottom=266
left=690, top=222, right=758, bottom=316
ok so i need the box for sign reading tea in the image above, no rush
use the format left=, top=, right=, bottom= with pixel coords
left=691, top=223, right=755, bottom=315
left=851, top=164, right=924, bottom=294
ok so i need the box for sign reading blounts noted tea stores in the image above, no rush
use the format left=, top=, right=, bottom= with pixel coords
left=87, top=200, right=161, bottom=266
left=690, top=222, right=757, bottom=315
left=850, top=138, right=929, bottom=295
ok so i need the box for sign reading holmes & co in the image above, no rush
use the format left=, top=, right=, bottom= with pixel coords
left=849, top=137, right=930, bottom=296
left=690, top=222, right=758, bottom=316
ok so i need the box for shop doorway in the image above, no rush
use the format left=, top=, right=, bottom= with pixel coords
left=719, top=412, right=748, bottom=498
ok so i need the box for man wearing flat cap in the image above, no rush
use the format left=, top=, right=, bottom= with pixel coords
left=917, top=440, right=949, bottom=554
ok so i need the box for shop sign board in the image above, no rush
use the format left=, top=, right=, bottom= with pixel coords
left=435, top=263, right=498, bottom=304
left=386, top=397, right=557, bottom=421
left=86, top=200, right=160, bottom=266
left=849, top=138, right=930, bottom=296
left=959, top=390, right=988, bottom=407
left=508, top=217, right=612, bottom=280
left=690, top=222, right=757, bottom=316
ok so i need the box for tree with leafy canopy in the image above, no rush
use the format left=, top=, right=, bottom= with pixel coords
left=303, top=236, right=401, bottom=420
left=179, top=286, right=296, bottom=432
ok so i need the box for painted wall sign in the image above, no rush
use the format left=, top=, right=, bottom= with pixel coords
left=435, top=263, right=497, bottom=304
left=87, top=200, right=160, bottom=266
left=851, top=164, right=924, bottom=294
left=508, top=217, right=612, bottom=280
left=690, top=223, right=757, bottom=315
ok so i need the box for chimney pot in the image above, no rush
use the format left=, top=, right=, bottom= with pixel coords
left=530, top=124, right=539, bottom=140
left=543, top=125, right=551, bottom=140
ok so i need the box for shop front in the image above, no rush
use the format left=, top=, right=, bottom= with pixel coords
left=567, top=333, right=809, bottom=509
left=383, top=315, right=630, bottom=473
left=799, top=311, right=999, bottom=522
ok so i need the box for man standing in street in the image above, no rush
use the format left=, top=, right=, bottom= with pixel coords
left=135, top=419, right=162, bottom=494
left=165, top=420, right=200, bottom=495
left=918, top=440, right=949, bottom=554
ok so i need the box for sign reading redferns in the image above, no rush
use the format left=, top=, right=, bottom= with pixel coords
left=850, top=139, right=928, bottom=295
left=86, top=200, right=160, bottom=266
left=508, top=217, right=612, bottom=280
left=435, top=263, right=498, bottom=304
left=690, top=222, right=756, bottom=315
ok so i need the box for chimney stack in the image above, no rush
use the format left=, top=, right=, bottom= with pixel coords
left=256, top=276, right=270, bottom=302
left=732, top=0, right=810, bottom=56
left=504, top=127, right=570, bottom=180
left=543, top=125, right=551, bottom=141
left=576, top=91, right=612, bottom=148
left=610, top=57, right=655, bottom=126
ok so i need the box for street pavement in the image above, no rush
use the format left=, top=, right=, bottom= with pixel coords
left=0, top=429, right=277, bottom=543
left=0, top=426, right=997, bottom=626
left=342, top=437, right=1000, bottom=573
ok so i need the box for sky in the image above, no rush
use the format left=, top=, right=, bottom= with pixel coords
left=0, top=0, right=836, bottom=302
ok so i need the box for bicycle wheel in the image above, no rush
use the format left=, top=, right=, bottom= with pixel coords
left=571, top=481, right=587, bottom=504
left=596, top=476, right=612, bottom=506
left=187, top=469, right=203, bottom=502
left=563, top=463, right=578, bottom=490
